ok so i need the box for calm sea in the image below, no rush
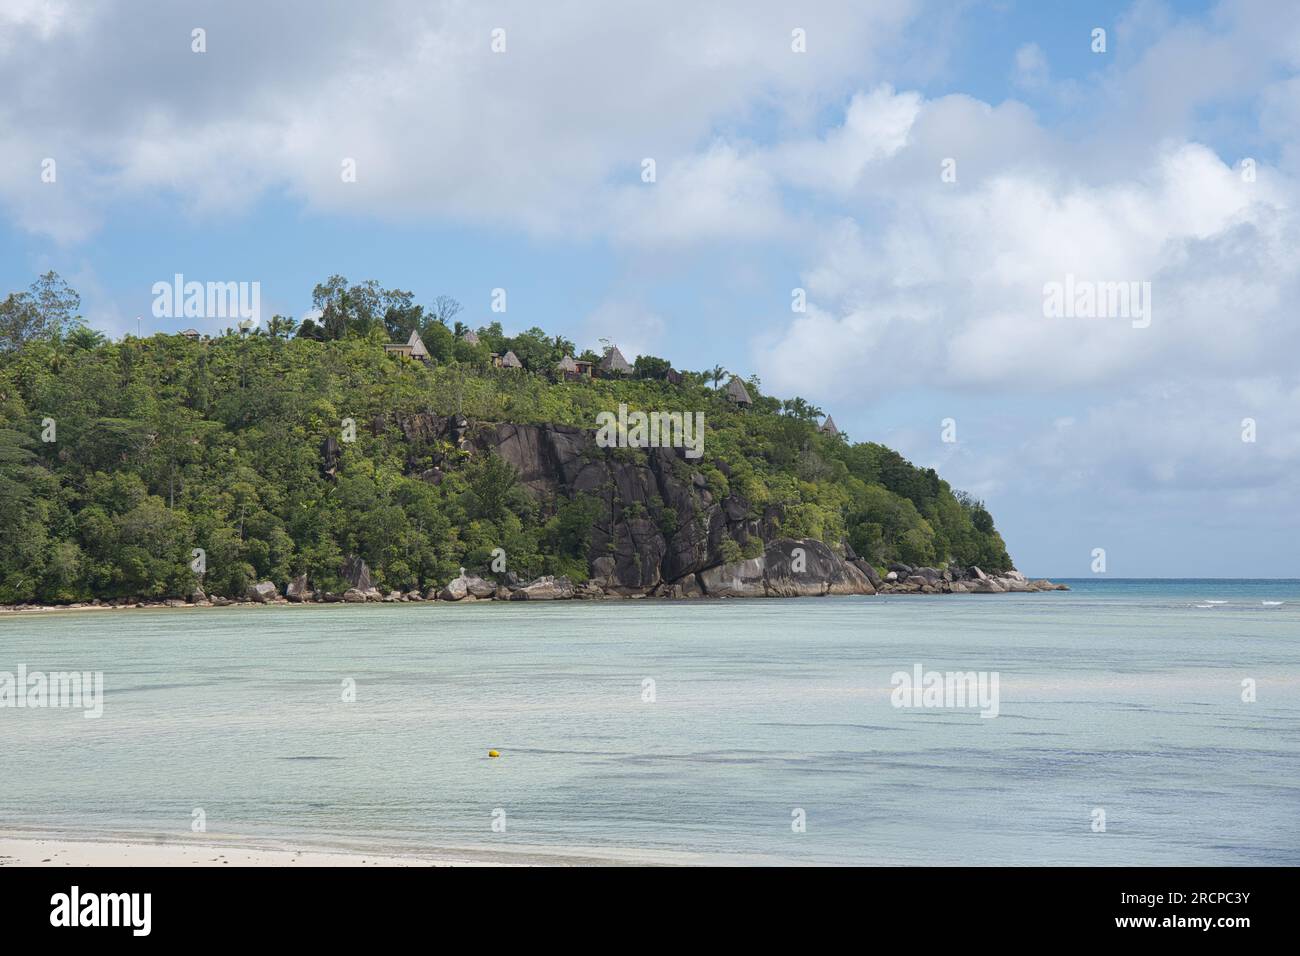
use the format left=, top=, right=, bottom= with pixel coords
left=2, top=579, right=1298, bottom=865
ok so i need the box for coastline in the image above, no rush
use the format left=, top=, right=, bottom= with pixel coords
left=0, top=562, right=1068, bottom=616
left=0, top=830, right=725, bottom=867
left=0, top=588, right=1065, bottom=616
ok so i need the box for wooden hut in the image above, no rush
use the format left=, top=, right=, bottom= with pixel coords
left=724, top=377, right=753, bottom=406
left=819, top=415, right=839, bottom=436
left=407, top=329, right=429, bottom=361
left=493, top=349, right=523, bottom=369
left=598, top=345, right=632, bottom=376
left=384, top=329, right=430, bottom=362
left=460, top=329, right=481, bottom=346
left=557, top=355, right=593, bottom=380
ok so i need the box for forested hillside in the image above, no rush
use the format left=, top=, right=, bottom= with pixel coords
left=0, top=273, right=1012, bottom=604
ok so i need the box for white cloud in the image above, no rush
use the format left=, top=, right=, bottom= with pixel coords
left=1012, top=42, right=1049, bottom=90
left=0, top=0, right=919, bottom=243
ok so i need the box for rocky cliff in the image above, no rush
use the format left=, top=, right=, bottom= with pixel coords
left=387, top=413, right=1064, bottom=600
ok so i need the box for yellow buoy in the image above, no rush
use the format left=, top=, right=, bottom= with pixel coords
left=488, top=750, right=500, bottom=758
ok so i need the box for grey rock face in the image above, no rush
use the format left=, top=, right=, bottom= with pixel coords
left=340, top=556, right=372, bottom=592
left=509, top=575, right=575, bottom=600
left=464, top=575, right=496, bottom=599
left=439, top=577, right=469, bottom=601
left=245, top=581, right=278, bottom=603
left=697, top=538, right=875, bottom=599
left=285, top=574, right=310, bottom=602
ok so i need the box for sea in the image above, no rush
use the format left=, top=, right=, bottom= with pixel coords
left=2, top=579, right=1298, bottom=865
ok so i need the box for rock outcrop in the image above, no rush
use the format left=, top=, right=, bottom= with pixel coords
left=340, top=556, right=372, bottom=593
left=245, top=581, right=278, bottom=603
left=509, top=575, right=575, bottom=600
left=696, top=538, right=875, bottom=598
left=292, top=414, right=1071, bottom=603
left=285, top=574, right=310, bottom=602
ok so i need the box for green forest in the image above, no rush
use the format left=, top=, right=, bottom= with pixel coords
left=0, top=272, right=1012, bottom=604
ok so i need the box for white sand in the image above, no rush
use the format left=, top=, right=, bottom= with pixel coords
left=0, top=832, right=711, bottom=867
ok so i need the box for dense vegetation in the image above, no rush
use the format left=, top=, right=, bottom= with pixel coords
left=0, top=273, right=1012, bottom=604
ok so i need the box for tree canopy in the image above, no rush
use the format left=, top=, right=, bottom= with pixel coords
left=0, top=272, right=1013, bottom=603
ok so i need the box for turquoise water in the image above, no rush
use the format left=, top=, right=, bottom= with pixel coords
left=2, top=580, right=1298, bottom=865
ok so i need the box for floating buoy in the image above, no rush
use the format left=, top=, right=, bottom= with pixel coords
left=488, top=750, right=500, bottom=758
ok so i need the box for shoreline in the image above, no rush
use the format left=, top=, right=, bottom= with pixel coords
left=0, top=588, right=1067, bottom=616
left=0, top=567, right=1071, bottom=616
left=0, top=830, right=724, bottom=867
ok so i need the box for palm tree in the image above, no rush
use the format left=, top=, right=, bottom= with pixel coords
left=65, top=326, right=106, bottom=351
left=708, top=365, right=728, bottom=388
left=267, top=315, right=298, bottom=340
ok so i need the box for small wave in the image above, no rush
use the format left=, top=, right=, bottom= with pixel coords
left=1193, top=603, right=1219, bottom=609
left=1203, top=600, right=1228, bottom=605
left=1262, top=601, right=1284, bottom=606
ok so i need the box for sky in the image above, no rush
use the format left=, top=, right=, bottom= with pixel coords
left=1, top=0, right=1298, bottom=577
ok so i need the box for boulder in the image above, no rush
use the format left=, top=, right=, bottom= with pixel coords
left=383, top=590, right=402, bottom=603
left=509, top=575, right=575, bottom=600
left=189, top=587, right=207, bottom=604
left=971, top=578, right=1005, bottom=594
left=245, top=581, right=278, bottom=603
left=342, top=588, right=367, bottom=603
left=340, top=556, right=372, bottom=593
left=285, top=574, right=310, bottom=603
left=885, top=571, right=899, bottom=582
left=676, top=573, right=704, bottom=598
left=424, top=587, right=440, bottom=601
left=439, top=577, right=469, bottom=601
left=851, top=559, right=882, bottom=588
left=970, top=566, right=988, bottom=581
left=210, top=595, right=233, bottom=607
left=405, top=590, right=423, bottom=602
left=766, top=539, right=875, bottom=596
left=464, top=575, right=496, bottom=599
left=699, top=557, right=767, bottom=598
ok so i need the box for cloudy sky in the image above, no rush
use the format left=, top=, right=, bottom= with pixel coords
left=2, top=0, right=1298, bottom=577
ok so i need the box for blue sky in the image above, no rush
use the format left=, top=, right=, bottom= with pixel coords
left=2, top=0, right=1299, bottom=576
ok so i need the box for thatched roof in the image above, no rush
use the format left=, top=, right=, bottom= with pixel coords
left=407, top=329, right=429, bottom=358
left=499, top=349, right=523, bottom=368
left=724, top=377, right=753, bottom=405
left=598, top=345, right=632, bottom=374
left=461, top=329, right=480, bottom=346
left=819, top=415, right=839, bottom=436
left=556, top=355, right=578, bottom=372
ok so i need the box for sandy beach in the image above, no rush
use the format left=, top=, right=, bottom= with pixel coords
left=0, top=832, right=713, bottom=867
